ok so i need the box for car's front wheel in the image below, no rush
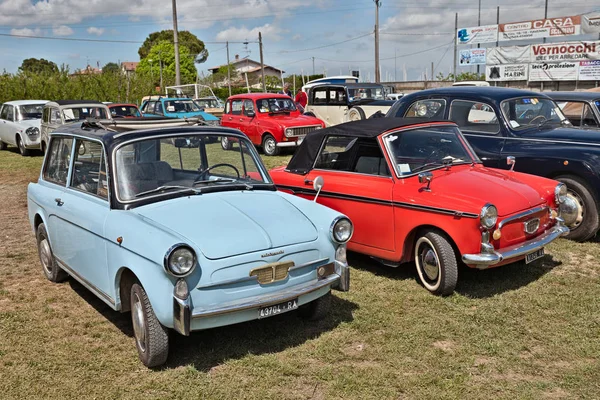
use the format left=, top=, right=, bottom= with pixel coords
left=221, top=136, right=233, bottom=150
left=556, top=175, right=599, bottom=241
left=347, top=107, right=366, bottom=121
left=130, top=283, right=169, bottom=368
left=414, top=231, right=458, bottom=296
left=262, top=134, right=280, bottom=156
left=17, top=135, right=30, bottom=156
left=298, top=292, right=331, bottom=320
left=36, top=223, right=68, bottom=283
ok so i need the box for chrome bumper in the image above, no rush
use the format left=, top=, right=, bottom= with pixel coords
left=276, top=140, right=303, bottom=148
left=462, top=224, right=569, bottom=268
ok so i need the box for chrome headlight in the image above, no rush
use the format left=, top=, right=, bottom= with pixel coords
left=554, top=183, right=567, bottom=204
left=164, top=244, right=196, bottom=277
left=331, top=217, right=353, bottom=243
left=480, top=204, right=498, bottom=229
left=26, top=127, right=39, bottom=136
left=285, top=128, right=293, bottom=137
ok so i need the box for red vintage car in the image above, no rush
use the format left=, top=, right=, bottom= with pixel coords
left=220, top=93, right=325, bottom=156
left=270, top=119, right=570, bottom=295
left=108, top=103, right=142, bottom=118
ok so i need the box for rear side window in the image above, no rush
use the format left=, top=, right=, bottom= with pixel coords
left=230, top=100, right=243, bottom=115
left=50, top=108, right=61, bottom=124
left=449, top=100, right=499, bottom=134
left=314, top=136, right=390, bottom=176
left=43, top=137, right=73, bottom=186
left=403, top=99, right=446, bottom=119
left=557, top=101, right=598, bottom=128
left=71, top=139, right=108, bottom=199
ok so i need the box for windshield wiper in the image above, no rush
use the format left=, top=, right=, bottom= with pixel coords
left=411, top=161, right=444, bottom=173
left=192, top=177, right=237, bottom=185
left=537, top=119, right=559, bottom=129
left=134, top=185, right=199, bottom=198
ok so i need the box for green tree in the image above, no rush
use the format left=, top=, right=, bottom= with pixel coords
left=138, top=30, right=208, bottom=63
left=102, top=62, right=120, bottom=74
left=136, top=41, right=197, bottom=86
left=436, top=72, right=485, bottom=81
left=18, top=58, right=58, bottom=74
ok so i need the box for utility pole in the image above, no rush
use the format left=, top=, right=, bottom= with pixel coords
left=259, top=32, right=266, bottom=92
left=394, top=48, right=397, bottom=82
left=496, top=6, right=500, bottom=47
left=431, top=62, right=434, bottom=83
left=477, top=0, right=481, bottom=76
left=453, top=13, right=458, bottom=82
left=312, top=56, right=315, bottom=76
left=172, top=0, right=181, bottom=86
left=226, top=41, right=232, bottom=97
left=541, top=0, right=548, bottom=91
left=374, top=0, right=381, bottom=83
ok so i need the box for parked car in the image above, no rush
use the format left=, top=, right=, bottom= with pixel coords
left=220, top=93, right=325, bottom=156
left=304, top=83, right=395, bottom=126
left=41, top=100, right=111, bottom=154
left=28, top=124, right=351, bottom=367
left=387, top=87, right=600, bottom=241
left=270, top=118, right=569, bottom=295
left=546, top=91, right=600, bottom=129
left=194, top=96, right=225, bottom=118
left=0, top=100, right=48, bottom=155
left=140, top=97, right=220, bottom=126
left=108, top=103, right=142, bottom=118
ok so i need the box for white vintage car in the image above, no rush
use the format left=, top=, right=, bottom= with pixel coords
left=304, top=83, right=395, bottom=126
left=0, top=100, right=48, bottom=156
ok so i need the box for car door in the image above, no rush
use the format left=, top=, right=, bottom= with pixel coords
left=0, top=105, right=17, bottom=145
left=223, top=99, right=243, bottom=131
left=308, top=87, right=340, bottom=127
left=0, top=104, right=11, bottom=145
left=301, top=135, right=396, bottom=253
left=242, top=99, right=257, bottom=141
left=54, top=138, right=111, bottom=297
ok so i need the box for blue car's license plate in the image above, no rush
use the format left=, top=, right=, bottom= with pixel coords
left=258, top=299, right=298, bottom=319
left=525, top=248, right=544, bottom=264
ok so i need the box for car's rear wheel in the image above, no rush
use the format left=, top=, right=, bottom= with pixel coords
left=298, top=292, right=331, bottom=321
left=414, top=231, right=458, bottom=296
left=221, top=136, right=233, bottom=150
left=556, top=175, right=599, bottom=241
left=17, top=135, right=30, bottom=156
left=0, top=141, right=6, bottom=150
left=36, top=223, right=68, bottom=283
left=347, top=107, right=366, bottom=121
left=262, top=134, right=280, bottom=156
left=130, top=282, right=169, bottom=368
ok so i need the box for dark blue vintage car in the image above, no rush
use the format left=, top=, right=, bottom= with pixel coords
left=387, top=87, right=600, bottom=241
left=546, top=91, right=600, bottom=129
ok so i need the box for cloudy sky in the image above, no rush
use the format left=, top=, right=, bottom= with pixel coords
left=0, top=0, right=597, bottom=81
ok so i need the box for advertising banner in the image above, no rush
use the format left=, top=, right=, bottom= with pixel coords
left=499, top=16, right=581, bottom=41
left=486, top=45, right=530, bottom=65
left=486, top=64, right=528, bottom=81
left=582, top=12, right=600, bottom=34
left=530, top=41, right=600, bottom=63
left=528, top=62, right=579, bottom=81
left=459, top=49, right=487, bottom=66
left=457, top=24, right=498, bottom=45
left=579, top=60, right=600, bottom=81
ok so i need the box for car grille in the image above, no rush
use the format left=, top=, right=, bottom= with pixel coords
left=285, top=125, right=321, bottom=137
left=250, top=261, right=294, bottom=284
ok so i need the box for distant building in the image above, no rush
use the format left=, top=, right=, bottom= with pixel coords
left=208, top=55, right=284, bottom=88
left=70, top=65, right=102, bottom=77
left=121, top=61, right=139, bottom=76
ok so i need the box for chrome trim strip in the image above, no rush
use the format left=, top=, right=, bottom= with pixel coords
left=55, top=257, right=116, bottom=307
left=192, top=275, right=338, bottom=319
left=498, top=206, right=548, bottom=230
left=463, top=132, right=600, bottom=147
left=196, top=257, right=330, bottom=289
left=462, top=224, right=569, bottom=267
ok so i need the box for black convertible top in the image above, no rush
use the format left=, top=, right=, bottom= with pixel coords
left=286, top=118, right=452, bottom=174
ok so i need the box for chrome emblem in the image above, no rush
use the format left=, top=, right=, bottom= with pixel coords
left=261, top=250, right=284, bottom=258
left=524, top=218, right=540, bottom=234
left=250, top=261, right=294, bottom=284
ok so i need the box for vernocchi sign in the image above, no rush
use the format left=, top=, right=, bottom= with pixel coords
left=528, top=62, right=579, bottom=81
left=457, top=25, right=498, bottom=45
left=486, top=64, right=528, bottom=81
left=531, top=41, right=600, bottom=62
left=499, top=16, right=581, bottom=41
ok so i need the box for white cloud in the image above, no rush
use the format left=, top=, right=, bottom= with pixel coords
left=10, top=27, right=42, bottom=37
left=53, top=25, right=73, bottom=36
left=87, top=27, right=105, bottom=36
left=216, top=23, right=284, bottom=42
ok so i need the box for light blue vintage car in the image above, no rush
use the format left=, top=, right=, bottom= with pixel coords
left=27, top=123, right=352, bottom=367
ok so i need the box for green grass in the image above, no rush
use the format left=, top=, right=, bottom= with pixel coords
left=1, top=148, right=599, bottom=399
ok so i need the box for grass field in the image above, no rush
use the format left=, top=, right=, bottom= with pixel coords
left=0, top=146, right=599, bottom=400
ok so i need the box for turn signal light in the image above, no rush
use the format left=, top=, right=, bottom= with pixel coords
left=492, top=229, right=502, bottom=240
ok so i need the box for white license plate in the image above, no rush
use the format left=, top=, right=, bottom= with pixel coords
left=525, top=248, right=544, bottom=264
left=258, top=299, right=298, bottom=319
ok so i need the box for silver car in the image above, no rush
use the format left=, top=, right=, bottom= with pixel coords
left=0, top=100, right=48, bottom=156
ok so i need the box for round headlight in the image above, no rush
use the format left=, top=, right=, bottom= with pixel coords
left=26, top=127, right=39, bottom=136
left=164, top=244, right=196, bottom=277
left=331, top=217, right=353, bottom=243
left=480, top=204, right=498, bottom=229
left=555, top=183, right=567, bottom=204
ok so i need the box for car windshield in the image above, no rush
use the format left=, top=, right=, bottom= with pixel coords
left=596, top=100, right=600, bottom=115
left=350, top=87, right=385, bottom=101
left=196, top=98, right=220, bottom=108
left=382, top=125, right=478, bottom=176
left=164, top=99, right=202, bottom=113
left=17, top=103, right=45, bottom=120
left=256, top=98, right=297, bottom=113
left=110, top=105, right=141, bottom=118
left=115, top=134, right=273, bottom=202
left=500, top=97, right=570, bottom=131
left=62, top=107, right=109, bottom=122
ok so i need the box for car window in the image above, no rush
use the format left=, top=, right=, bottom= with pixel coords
left=314, top=136, right=390, bottom=176
left=18, top=104, right=44, bottom=121
left=403, top=99, right=446, bottom=119
left=42, top=107, right=50, bottom=123
left=449, top=100, right=499, bottom=134
left=2, top=105, right=15, bottom=121
left=110, top=105, right=141, bottom=118
left=62, top=107, right=108, bottom=122
left=500, top=97, right=569, bottom=131
left=328, top=89, right=347, bottom=106
left=312, top=88, right=327, bottom=105
left=155, top=102, right=164, bottom=115
left=71, top=139, right=108, bottom=199
left=50, top=108, right=61, bottom=124
left=231, top=100, right=243, bottom=115
left=142, top=101, right=154, bottom=113
left=243, top=99, right=254, bottom=115
left=0, top=105, right=8, bottom=120
left=583, top=104, right=598, bottom=127
left=43, top=137, right=73, bottom=186
left=557, top=101, right=598, bottom=128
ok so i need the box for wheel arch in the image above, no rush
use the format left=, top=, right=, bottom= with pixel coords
left=400, top=224, right=461, bottom=264
left=116, top=267, right=138, bottom=312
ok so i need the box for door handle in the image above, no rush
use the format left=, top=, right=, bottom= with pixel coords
left=303, top=179, right=313, bottom=185
left=228, top=117, right=233, bottom=120
left=55, top=198, right=64, bottom=206
left=239, top=118, right=244, bottom=122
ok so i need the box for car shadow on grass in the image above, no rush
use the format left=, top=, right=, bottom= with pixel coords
left=67, top=278, right=357, bottom=371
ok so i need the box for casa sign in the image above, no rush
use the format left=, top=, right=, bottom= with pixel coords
left=499, top=16, right=581, bottom=41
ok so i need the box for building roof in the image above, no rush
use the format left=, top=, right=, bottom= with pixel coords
left=208, top=56, right=284, bottom=74
left=121, top=61, right=139, bottom=71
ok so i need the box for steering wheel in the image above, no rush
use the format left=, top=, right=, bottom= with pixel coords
left=529, top=115, right=547, bottom=125
left=195, top=163, right=240, bottom=181
left=423, top=147, right=445, bottom=165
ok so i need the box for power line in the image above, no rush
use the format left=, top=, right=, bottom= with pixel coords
left=0, top=32, right=255, bottom=45
left=267, top=32, right=372, bottom=54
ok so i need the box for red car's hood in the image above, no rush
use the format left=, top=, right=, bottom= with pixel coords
left=262, top=113, right=322, bottom=127
left=402, top=165, right=546, bottom=217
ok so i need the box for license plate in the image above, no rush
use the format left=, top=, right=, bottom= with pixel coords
left=525, top=248, right=544, bottom=264
left=258, top=299, right=298, bottom=319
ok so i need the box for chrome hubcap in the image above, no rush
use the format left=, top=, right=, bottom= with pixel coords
left=562, top=190, right=584, bottom=229
left=265, top=139, right=275, bottom=154
left=132, top=293, right=146, bottom=353
left=349, top=111, right=360, bottom=121
left=421, top=248, right=440, bottom=281
left=40, top=239, right=53, bottom=276
left=221, top=137, right=228, bottom=148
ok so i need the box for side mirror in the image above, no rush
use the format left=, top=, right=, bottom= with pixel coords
left=313, top=176, right=324, bottom=202
left=246, top=110, right=255, bottom=118
left=418, top=172, right=433, bottom=191
left=507, top=156, right=516, bottom=171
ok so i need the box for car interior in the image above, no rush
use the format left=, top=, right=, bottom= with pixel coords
left=315, top=137, right=390, bottom=176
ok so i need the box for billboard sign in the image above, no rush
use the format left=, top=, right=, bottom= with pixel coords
left=457, top=24, right=498, bottom=45
left=579, top=60, right=600, bottom=81
left=459, top=49, right=487, bottom=65
left=499, top=16, right=581, bottom=41
left=486, top=64, right=528, bottom=81
left=528, top=62, right=579, bottom=81
left=531, top=41, right=600, bottom=63
left=582, top=12, right=600, bottom=34
left=486, top=45, right=530, bottom=65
